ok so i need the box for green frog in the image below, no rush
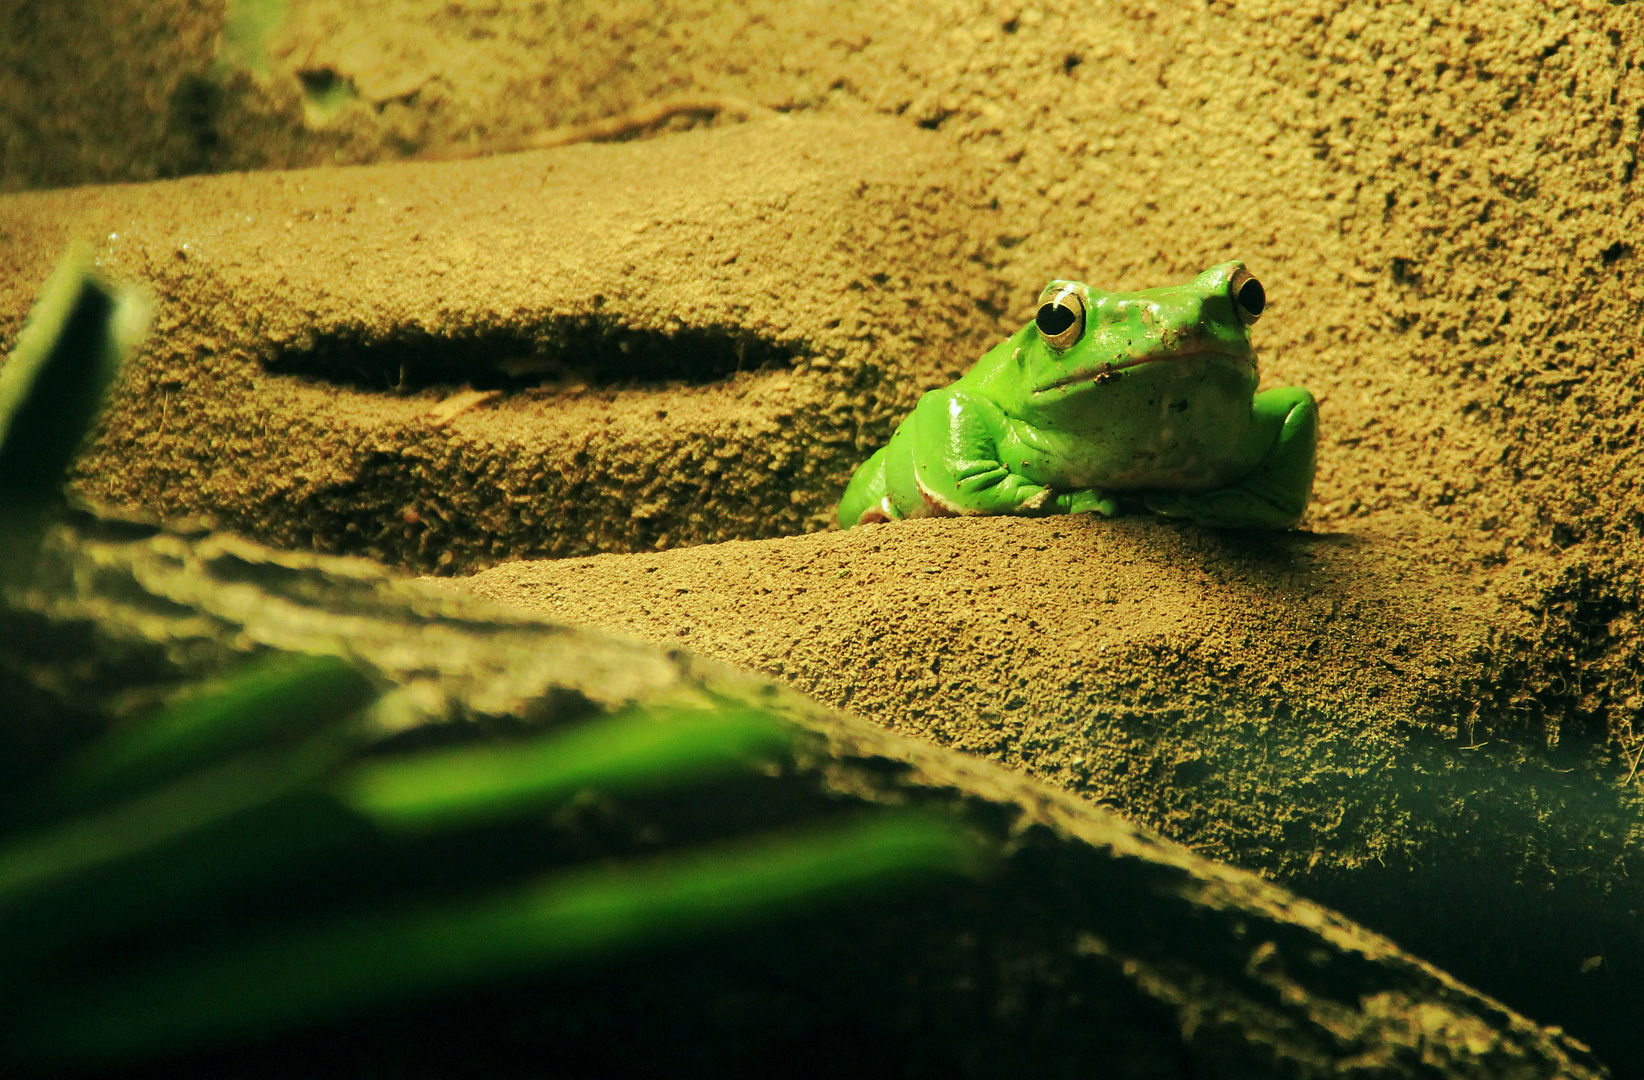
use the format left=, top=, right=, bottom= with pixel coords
left=837, top=262, right=1317, bottom=530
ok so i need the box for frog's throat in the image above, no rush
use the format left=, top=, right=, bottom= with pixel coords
left=1033, top=347, right=1253, bottom=395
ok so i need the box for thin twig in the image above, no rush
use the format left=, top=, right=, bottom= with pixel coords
left=527, top=95, right=772, bottom=150
left=419, top=96, right=773, bottom=162
left=426, top=388, right=502, bottom=426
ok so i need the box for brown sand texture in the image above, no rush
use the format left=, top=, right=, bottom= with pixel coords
left=4, top=0, right=1644, bottom=1070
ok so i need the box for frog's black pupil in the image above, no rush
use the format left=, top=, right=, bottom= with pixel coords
left=1037, top=302, right=1077, bottom=337
left=1238, top=278, right=1266, bottom=316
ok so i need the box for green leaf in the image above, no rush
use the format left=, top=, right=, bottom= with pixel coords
left=218, top=0, right=289, bottom=80
left=0, top=735, right=353, bottom=914
left=0, top=787, right=368, bottom=969
left=41, top=653, right=379, bottom=816
left=342, top=703, right=792, bottom=831
left=0, top=655, right=379, bottom=958
left=0, top=248, right=151, bottom=539
left=8, top=812, right=987, bottom=1068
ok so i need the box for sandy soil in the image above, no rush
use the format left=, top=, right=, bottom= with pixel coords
left=456, top=515, right=1498, bottom=874
left=1, top=513, right=1606, bottom=1079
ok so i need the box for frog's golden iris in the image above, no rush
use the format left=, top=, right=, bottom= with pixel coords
left=1035, top=284, right=1086, bottom=349
left=1229, top=268, right=1266, bottom=324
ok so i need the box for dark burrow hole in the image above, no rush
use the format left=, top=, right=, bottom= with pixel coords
left=263, top=319, right=801, bottom=393
left=297, top=67, right=355, bottom=103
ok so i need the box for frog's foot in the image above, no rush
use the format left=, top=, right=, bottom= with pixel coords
left=1057, top=489, right=1120, bottom=518
left=1142, top=386, right=1318, bottom=530
left=941, top=472, right=1117, bottom=520
left=838, top=446, right=894, bottom=528
left=856, top=496, right=898, bottom=525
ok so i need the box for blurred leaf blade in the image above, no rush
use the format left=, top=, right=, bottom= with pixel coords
left=0, top=247, right=151, bottom=531
left=0, top=655, right=377, bottom=955
left=0, top=787, right=370, bottom=970
left=0, top=734, right=352, bottom=913
left=342, top=704, right=793, bottom=831
left=7, top=811, right=987, bottom=1069
left=43, top=653, right=379, bottom=816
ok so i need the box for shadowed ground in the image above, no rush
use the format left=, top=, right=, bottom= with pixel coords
left=0, top=507, right=1609, bottom=1079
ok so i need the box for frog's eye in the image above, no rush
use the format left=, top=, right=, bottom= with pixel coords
left=1230, top=268, right=1265, bottom=324
left=1034, top=285, right=1086, bottom=350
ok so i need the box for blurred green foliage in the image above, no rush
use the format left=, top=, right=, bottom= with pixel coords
left=0, top=247, right=150, bottom=574
left=0, top=253, right=985, bottom=1073
left=0, top=663, right=979, bottom=1071
left=219, top=0, right=290, bottom=81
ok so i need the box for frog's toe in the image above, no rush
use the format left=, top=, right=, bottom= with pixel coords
left=1063, top=490, right=1118, bottom=517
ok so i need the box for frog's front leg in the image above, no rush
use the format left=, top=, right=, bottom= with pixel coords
left=1142, top=386, right=1318, bottom=529
left=890, top=388, right=1117, bottom=520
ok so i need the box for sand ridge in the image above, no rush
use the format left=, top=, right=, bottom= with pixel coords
left=0, top=114, right=1006, bottom=567
left=452, top=513, right=1503, bottom=877
left=448, top=511, right=1644, bottom=1066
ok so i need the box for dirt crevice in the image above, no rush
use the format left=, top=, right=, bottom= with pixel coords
left=262, top=319, right=802, bottom=394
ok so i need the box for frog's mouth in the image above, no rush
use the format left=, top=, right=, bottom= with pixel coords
left=1034, top=346, right=1253, bottom=394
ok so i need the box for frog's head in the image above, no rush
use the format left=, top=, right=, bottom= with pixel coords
left=1009, top=262, right=1264, bottom=417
